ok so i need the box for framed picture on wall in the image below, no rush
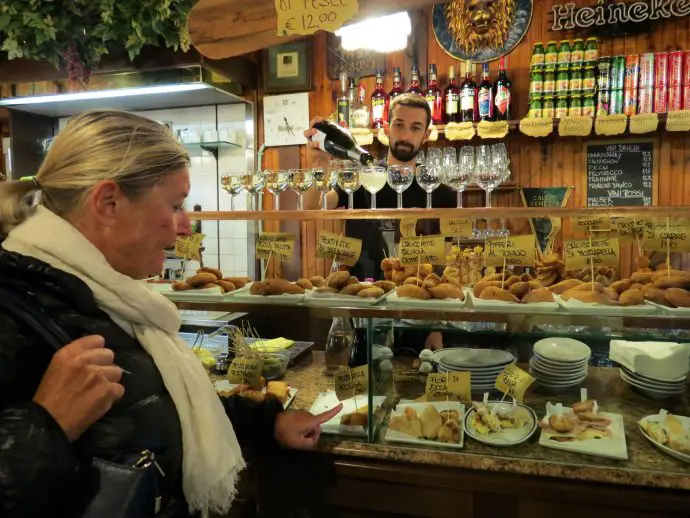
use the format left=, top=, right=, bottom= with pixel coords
left=263, top=39, right=312, bottom=94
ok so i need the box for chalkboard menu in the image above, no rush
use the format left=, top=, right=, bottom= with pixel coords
left=587, top=142, right=653, bottom=207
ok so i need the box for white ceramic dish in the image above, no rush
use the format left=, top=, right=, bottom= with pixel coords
left=386, top=292, right=467, bottom=311
left=213, top=380, right=297, bottom=409
left=638, top=413, right=690, bottom=464
left=469, top=292, right=559, bottom=313
left=531, top=357, right=588, bottom=374
left=556, top=296, right=655, bottom=316
left=464, top=402, right=538, bottom=446
left=620, top=366, right=687, bottom=385
left=309, top=391, right=385, bottom=437
left=533, top=353, right=590, bottom=369
left=539, top=411, right=628, bottom=460
left=163, top=286, right=241, bottom=302
left=385, top=401, right=465, bottom=449
left=440, top=348, right=516, bottom=369
left=232, top=291, right=306, bottom=304
left=530, top=362, right=588, bottom=382
left=533, top=337, right=592, bottom=362
left=304, top=289, right=390, bottom=307
left=645, top=300, right=690, bottom=316
left=619, top=370, right=685, bottom=394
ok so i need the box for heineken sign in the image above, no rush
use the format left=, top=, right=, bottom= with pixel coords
left=552, top=0, right=690, bottom=30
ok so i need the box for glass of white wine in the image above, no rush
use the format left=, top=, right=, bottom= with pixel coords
left=337, top=165, right=362, bottom=210
left=220, top=174, right=244, bottom=211
left=288, top=169, right=314, bottom=210
left=313, top=167, right=337, bottom=210
left=415, top=164, right=443, bottom=209
left=360, top=166, right=387, bottom=209
left=240, top=171, right=265, bottom=211
left=264, top=170, right=290, bottom=211
left=386, top=165, right=414, bottom=209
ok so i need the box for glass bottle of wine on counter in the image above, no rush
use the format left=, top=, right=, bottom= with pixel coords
left=425, top=64, right=443, bottom=125
left=337, top=72, right=350, bottom=128
left=388, top=67, right=403, bottom=107
left=371, top=69, right=388, bottom=129
left=493, top=56, right=512, bottom=121
left=444, top=65, right=461, bottom=123
left=311, top=120, right=374, bottom=166
left=460, top=61, right=478, bottom=122
left=478, top=63, right=494, bottom=121
left=407, top=65, right=423, bottom=96
left=351, top=81, right=370, bottom=130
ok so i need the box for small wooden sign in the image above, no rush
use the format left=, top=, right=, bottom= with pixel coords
left=665, top=110, right=690, bottom=132
left=175, top=233, right=205, bottom=261
left=400, top=218, right=418, bottom=238
left=483, top=235, right=536, bottom=267
left=630, top=113, right=659, bottom=134
left=399, top=235, right=446, bottom=265
left=573, top=216, right=611, bottom=231
left=612, top=217, right=644, bottom=244
left=643, top=219, right=690, bottom=252
left=495, top=365, right=535, bottom=403
left=256, top=233, right=295, bottom=261
left=275, top=0, right=359, bottom=36
left=444, top=122, right=475, bottom=141
left=227, top=357, right=264, bottom=387
left=477, top=120, right=509, bottom=139
left=519, top=117, right=553, bottom=137
left=558, top=116, right=593, bottom=137
left=564, top=237, right=620, bottom=269
left=594, top=114, right=627, bottom=136
left=440, top=217, right=473, bottom=237
left=425, top=372, right=471, bottom=403
left=316, top=231, right=362, bottom=266
left=334, top=364, right=368, bottom=401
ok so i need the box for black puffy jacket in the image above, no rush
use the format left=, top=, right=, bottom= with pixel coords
left=0, top=244, right=282, bottom=517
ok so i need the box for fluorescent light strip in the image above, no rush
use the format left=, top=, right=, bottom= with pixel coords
left=0, top=83, right=210, bottom=106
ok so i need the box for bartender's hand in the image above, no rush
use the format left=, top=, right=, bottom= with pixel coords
left=304, top=116, right=331, bottom=168
left=274, top=403, right=343, bottom=449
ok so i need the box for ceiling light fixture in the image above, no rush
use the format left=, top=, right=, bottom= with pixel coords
left=335, top=11, right=411, bottom=53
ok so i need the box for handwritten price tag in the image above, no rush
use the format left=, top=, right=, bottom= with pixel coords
left=665, top=110, right=690, bottom=132
left=334, top=364, right=368, bottom=401
left=256, top=233, right=295, bottom=261
left=573, top=216, right=611, bottom=231
left=630, top=113, right=659, bottom=134
left=425, top=372, right=471, bottom=403
left=477, top=120, right=509, bottom=139
left=227, top=357, right=264, bottom=387
left=483, top=235, right=536, bottom=267
left=275, top=0, right=359, bottom=36
left=316, top=231, right=362, bottom=266
left=643, top=219, right=690, bottom=252
left=444, top=122, right=475, bottom=141
left=494, top=365, right=535, bottom=403
left=519, top=117, right=553, bottom=137
left=612, top=217, right=644, bottom=244
left=440, top=217, right=472, bottom=237
left=564, top=237, right=620, bottom=269
left=558, top=116, right=593, bottom=137
left=399, top=235, right=446, bottom=265
left=175, top=233, right=205, bottom=261
left=594, top=114, right=627, bottom=136
left=400, top=218, right=417, bottom=238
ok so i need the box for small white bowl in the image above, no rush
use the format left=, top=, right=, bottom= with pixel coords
left=534, top=337, right=592, bottom=362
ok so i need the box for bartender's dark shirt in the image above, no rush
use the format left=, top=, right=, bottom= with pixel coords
left=335, top=160, right=456, bottom=279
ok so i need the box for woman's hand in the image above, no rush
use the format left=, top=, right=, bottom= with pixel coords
left=33, top=335, right=125, bottom=442
left=274, top=403, right=343, bottom=449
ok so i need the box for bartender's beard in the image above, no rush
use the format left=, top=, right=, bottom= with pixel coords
left=390, top=139, right=421, bottom=163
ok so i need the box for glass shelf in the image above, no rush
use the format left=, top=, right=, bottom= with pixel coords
left=182, top=140, right=243, bottom=158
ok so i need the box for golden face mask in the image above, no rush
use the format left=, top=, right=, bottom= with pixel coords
left=445, top=0, right=516, bottom=56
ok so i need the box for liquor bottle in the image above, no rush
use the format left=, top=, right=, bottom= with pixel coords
left=425, top=64, right=443, bottom=125
left=311, top=120, right=374, bottom=166
left=388, top=67, right=404, bottom=107
left=347, top=77, right=356, bottom=128
left=459, top=60, right=478, bottom=122
left=478, top=63, right=494, bottom=121
left=493, top=56, right=512, bottom=121
left=407, top=65, right=423, bottom=96
left=351, top=81, right=370, bottom=130
left=443, top=65, right=461, bottom=123
left=371, top=68, right=388, bottom=129
left=336, top=72, right=350, bottom=128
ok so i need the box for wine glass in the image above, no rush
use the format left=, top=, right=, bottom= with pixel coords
left=360, top=166, right=387, bottom=209
left=264, top=170, right=289, bottom=211
left=337, top=165, right=362, bottom=210
left=240, top=170, right=265, bottom=211
left=313, top=166, right=337, bottom=210
left=288, top=169, right=314, bottom=210
left=416, top=149, right=426, bottom=166
left=492, top=143, right=511, bottom=236
left=426, top=147, right=442, bottom=166
left=446, top=151, right=473, bottom=209
left=220, top=174, right=244, bottom=211
left=443, top=147, right=457, bottom=169
left=475, top=146, right=503, bottom=237
left=386, top=165, right=414, bottom=209
left=415, top=164, right=443, bottom=209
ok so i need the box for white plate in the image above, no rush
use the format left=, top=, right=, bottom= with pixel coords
left=163, top=286, right=239, bottom=302
left=530, top=363, right=588, bottom=382
left=531, top=357, right=589, bottom=374
left=385, top=401, right=465, bottom=449
left=464, top=402, right=538, bottom=447
left=619, top=370, right=685, bottom=394
left=533, top=352, right=590, bottom=368
left=638, top=414, right=690, bottom=464
left=539, top=411, right=628, bottom=460
left=309, top=391, right=386, bottom=437
left=303, top=289, right=390, bottom=307
left=441, top=348, right=516, bottom=369
left=556, top=296, right=656, bottom=316
left=645, top=300, right=690, bottom=316
left=469, top=292, right=559, bottom=313
left=620, top=366, right=687, bottom=386
left=534, top=337, right=592, bottom=362
left=531, top=371, right=588, bottom=387
left=232, top=291, right=306, bottom=304
left=213, top=380, right=298, bottom=409
left=386, top=292, right=467, bottom=311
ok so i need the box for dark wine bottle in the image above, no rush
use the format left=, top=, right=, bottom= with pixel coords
left=312, top=121, right=374, bottom=166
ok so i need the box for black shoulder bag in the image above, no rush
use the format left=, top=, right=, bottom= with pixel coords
left=0, top=287, right=160, bottom=518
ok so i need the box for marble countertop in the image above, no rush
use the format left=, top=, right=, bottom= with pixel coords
left=212, top=351, right=690, bottom=491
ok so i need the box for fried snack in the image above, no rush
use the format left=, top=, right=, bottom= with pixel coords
left=602, top=287, right=619, bottom=301
left=326, top=271, right=351, bottom=290
left=630, top=283, right=645, bottom=291
left=636, top=255, right=651, bottom=269
left=548, top=279, right=584, bottom=294
left=572, top=400, right=595, bottom=414
left=473, top=280, right=504, bottom=298
left=421, top=405, right=444, bottom=440
left=237, top=389, right=265, bottom=403
left=528, top=280, right=544, bottom=291
left=437, top=419, right=461, bottom=444
left=340, top=283, right=366, bottom=296
left=619, top=288, right=644, bottom=306
left=403, top=276, right=424, bottom=287
left=172, top=282, right=192, bottom=291
left=187, top=272, right=218, bottom=287
left=440, top=276, right=464, bottom=289
left=396, top=285, right=431, bottom=300
left=266, top=278, right=305, bottom=295
left=222, top=276, right=251, bottom=289
left=340, top=411, right=368, bottom=428
left=505, top=275, right=522, bottom=287
left=314, top=287, right=339, bottom=294
left=373, top=280, right=395, bottom=294
left=418, top=264, right=433, bottom=278
left=250, top=281, right=268, bottom=296
left=216, top=280, right=236, bottom=293
left=536, top=268, right=559, bottom=287
left=522, top=288, right=554, bottom=304
left=309, top=275, right=327, bottom=288
left=428, top=283, right=464, bottom=300
left=479, top=286, right=520, bottom=303
left=483, top=273, right=505, bottom=282
left=358, top=287, right=385, bottom=299
left=422, top=278, right=439, bottom=290
left=296, top=278, right=313, bottom=290
left=561, top=291, right=613, bottom=305
left=651, top=269, right=690, bottom=281
left=644, top=287, right=670, bottom=306
left=346, top=276, right=359, bottom=286
left=654, top=276, right=690, bottom=290
left=570, top=282, right=604, bottom=293
left=198, top=267, right=223, bottom=280
left=383, top=270, right=393, bottom=281
left=509, top=281, right=531, bottom=298
left=266, top=381, right=290, bottom=404
left=424, top=273, right=441, bottom=284
left=381, top=258, right=395, bottom=271
left=200, top=283, right=219, bottom=290
left=665, top=288, right=690, bottom=308
left=549, top=413, right=576, bottom=433
left=594, top=274, right=612, bottom=287
left=631, top=271, right=653, bottom=284
left=611, top=279, right=632, bottom=294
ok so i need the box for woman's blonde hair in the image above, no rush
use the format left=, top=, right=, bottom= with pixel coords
left=0, top=109, right=190, bottom=236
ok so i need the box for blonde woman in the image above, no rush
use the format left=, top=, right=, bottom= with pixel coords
left=0, top=110, right=340, bottom=517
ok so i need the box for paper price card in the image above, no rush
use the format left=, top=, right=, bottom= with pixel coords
left=483, top=235, right=536, bottom=267
left=564, top=237, right=620, bottom=269
left=175, top=233, right=205, bottom=261
left=334, top=365, right=368, bottom=401
left=594, top=114, right=627, bottom=136
left=612, top=217, right=644, bottom=244
left=519, top=117, right=553, bottom=137
left=275, top=0, right=359, bottom=36
left=665, top=110, right=690, bottom=132
left=440, top=217, right=472, bottom=237
left=573, top=216, right=611, bottom=231
left=630, top=113, right=659, bottom=134
left=316, top=231, right=362, bottom=266
left=444, top=122, right=475, bottom=141
left=643, top=219, right=690, bottom=252
left=495, top=365, right=535, bottom=403
left=477, top=120, right=509, bottom=139
left=425, top=372, right=471, bottom=403
left=399, top=235, right=446, bottom=265
left=256, top=233, right=295, bottom=261
left=400, top=218, right=417, bottom=238
left=558, top=116, right=593, bottom=137
left=227, top=357, right=264, bottom=387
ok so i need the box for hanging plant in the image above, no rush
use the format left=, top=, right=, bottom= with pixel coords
left=0, top=0, right=195, bottom=82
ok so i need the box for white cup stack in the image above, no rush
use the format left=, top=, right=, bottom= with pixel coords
left=529, top=338, right=591, bottom=392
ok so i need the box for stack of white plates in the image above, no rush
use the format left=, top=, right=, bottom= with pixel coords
left=619, top=367, right=687, bottom=400
left=434, top=348, right=516, bottom=393
left=529, top=338, right=591, bottom=392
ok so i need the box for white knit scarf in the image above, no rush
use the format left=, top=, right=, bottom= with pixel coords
left=4, top=206, right=245, bottom=515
